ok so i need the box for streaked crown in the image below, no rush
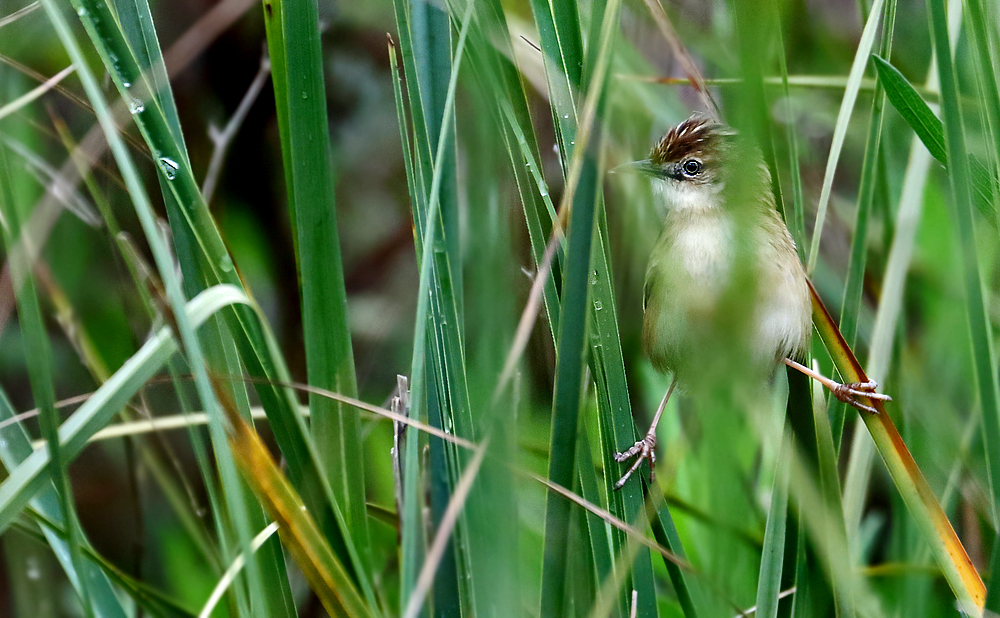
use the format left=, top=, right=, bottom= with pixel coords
left=649, top=115, right=731, bottom=166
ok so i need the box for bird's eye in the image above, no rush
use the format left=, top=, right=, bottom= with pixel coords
left=682, top=159, right=703, bottom=176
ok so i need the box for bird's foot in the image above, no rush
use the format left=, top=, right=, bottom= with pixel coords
left=613, top=431, right=657, bottom=491
left=832, top=380, right=892, bottom=414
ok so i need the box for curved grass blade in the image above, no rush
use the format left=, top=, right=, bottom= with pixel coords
left=14, top=511, right=198, bottom=617
left=0, top=380, right=126, bottom=618
left=65, top=1, right=343, bottom=572
left=0, top=284, right=252, bottom=533
left=871, top=56, right=946, bottom=163
left=809, top=280, right=986, bottom=611
left=42, top=3, right=297, bottom=613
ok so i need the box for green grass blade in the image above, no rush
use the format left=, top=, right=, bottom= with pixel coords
left=872, top=54, right=997, bottom=221
left=67, top=0, right=341, bottom=557
left=810, top=282, right=986, bottom=610
left=392, top=1, right=477, bottom=610
left=925, top=0, right=1000, bottom=610
left=806, top=0, right=885, bottom=273
left=540, top=145, right=599, bottom=618
left=0, top=285, right=251, bottom=533
left=839, top=4, right=893, bottom=350
left=871, top=56, right=946, bottom=163
left=0, top=388, right=128, bottom=618
left=0, top=115, right=94, bottom=616
left=261, top=0, right=369, bottom=585
left=754, top=436, right=790, bottom=618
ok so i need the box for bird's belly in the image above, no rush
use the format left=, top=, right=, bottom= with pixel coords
left=641, top=218, right=811, bottom=378
left=641, top=219, right=734, bottom=377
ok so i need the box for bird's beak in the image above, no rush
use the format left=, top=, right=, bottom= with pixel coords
left=611, top=158, right=660, bottom=177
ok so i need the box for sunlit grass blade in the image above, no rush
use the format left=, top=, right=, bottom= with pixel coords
left=215, top=380, right=372, bottom=618
left=809, top=281, right=986, bottom=611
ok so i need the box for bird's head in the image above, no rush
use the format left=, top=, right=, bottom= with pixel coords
left=617, top=115, right=755, bottom=212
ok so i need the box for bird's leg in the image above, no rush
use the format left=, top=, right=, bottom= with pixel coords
left=613, top=377, right=677, bottom=491
left=783, top=358, right=891, bottom=414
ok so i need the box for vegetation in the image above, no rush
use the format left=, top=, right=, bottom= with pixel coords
left=0, top=0, right=998, bottom=615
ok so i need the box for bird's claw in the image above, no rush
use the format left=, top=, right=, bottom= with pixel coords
left=613, top=432, right=657, bottom=491
left=832, top=380, right=891, bottom=414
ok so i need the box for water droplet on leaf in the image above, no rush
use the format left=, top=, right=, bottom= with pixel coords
left=157, top=157, right=179, bottom=180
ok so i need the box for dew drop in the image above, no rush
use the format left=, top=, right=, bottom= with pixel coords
left=301, top=91, right=308, bottom=99
left=122, top=81, right=131, bottom=88
left=157, top=157, right=179, bottom=180
left=563, top=114, right=569, bottom=119
left=219, top=255, right=234, bottom=272
left=594, top=300, right=603, bottom=311
left=77, top=7, right=86, bottom=16
left=128, top=98, right=144, bottom=114
left=26, top=557, right=40, bottom=581
left=590, top=270, right=599, bottom=284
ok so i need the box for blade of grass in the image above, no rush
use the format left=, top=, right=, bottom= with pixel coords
left=871, top=54, right=997, bottom=221
left=402, top=438, right=489, bottom=618
left=15, top=510, right=199, bottom=617
left=833, top=0, right=896, bottom=449
left=965, top=0, right=1000, bottom=230
left=540, top=102, right=599, bottom=618
left=809, top=280, right=986, bottom=611
left=261, top=0, right=370, bottom=584
left=0, top=380, right=126, bottom=618
left=839, top=2, right=894, bottom=353
left=214, top=379, right=371, bottom=618
left=49, top=3, right=290, bottom=612
left=67, top=0, right=344, bottom=572
left=926, top=0, right=1000, bottom=608
left=538, top=1, right=634, bottom=613
left=391, top=0, right=477, bottom=610
left=0, top=111, right=94, bottom=616
left=806, top=0, right=885, bottom=273
left=0, top=284, right=251, bottom=533
left=754, top=435, right=791, bottom=618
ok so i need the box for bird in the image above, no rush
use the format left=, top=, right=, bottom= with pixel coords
left=612, top=114, right=890, bottom=490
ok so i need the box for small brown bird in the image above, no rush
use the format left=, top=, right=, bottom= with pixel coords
left=613, top=115, right=889, bottom=489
